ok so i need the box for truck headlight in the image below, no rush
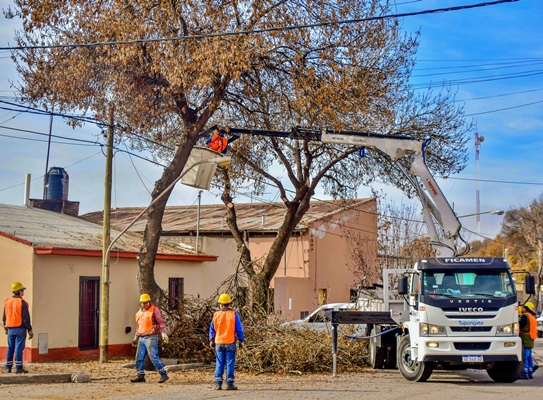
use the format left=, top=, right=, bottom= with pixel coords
left=420, top=323, right=446, bottom=336
left=496, top=323, right=518, bottom=336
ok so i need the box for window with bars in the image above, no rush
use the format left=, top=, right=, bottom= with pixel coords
left=168, top=277, right=184, bottom=310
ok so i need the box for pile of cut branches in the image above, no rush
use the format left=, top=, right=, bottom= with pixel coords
left=161, top=297, right=369, bottom=373
left=237, top=317, right=369, bottom=374
left=159, top=296, right=216, bottom=363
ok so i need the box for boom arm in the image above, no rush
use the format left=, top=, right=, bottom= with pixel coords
left=199, top=125, right=463, bottom=256
left=320, top=130, right=462, bottom=257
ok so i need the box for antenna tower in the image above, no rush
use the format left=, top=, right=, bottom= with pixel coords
left=475, top=124, right=484, bottom=236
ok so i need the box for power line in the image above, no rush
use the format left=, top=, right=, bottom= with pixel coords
left=415, top=59, right=543, bottom=71
left=0, top=151, right=102, bottom=193
left=0, top=0, right=518, bottom=51
left=441, top=176, right=543, bottom=186
left=464, top=99, right=543, bottom=116
left=0, top=124, right=101, bottom=145
left=0, top=99, right=174, bottom=150
left=456, top=88, right=543, bottom=102
left=411, top=70, right=543, bottom=89
left=0, top=132, right=97, bottom=146
left=412, top=61, right=543, bottom=77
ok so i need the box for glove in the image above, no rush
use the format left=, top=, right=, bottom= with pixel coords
left=209, top=341, right=215, bottom=349
left=132, top=337, right=139, bottom=348
left=238, top=341, right=244, bottom=350
left=161, top=332, right=169, bottom=344
left=4, top=328, right=7, bottom=335
left=28, top=331, right=34, bottom=339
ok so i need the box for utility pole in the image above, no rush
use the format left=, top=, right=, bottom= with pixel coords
left=100, top=103, right=114, bottom=363
left=196, top=190, right=203, bottom=254
left=43, top=113, right=54, bottom=199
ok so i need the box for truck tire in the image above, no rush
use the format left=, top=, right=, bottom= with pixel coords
left=397, top=335, right=433, bottom=382
left=369, top=327, right=385, bottom=369
left=487, top=361, right=522, bottom=383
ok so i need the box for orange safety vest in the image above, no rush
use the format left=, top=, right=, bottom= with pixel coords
left=521, top=312, right=537, bottom=340
left=206, top=133, right=228, bottom=153
left=4, top=297, right=24, bottom=328
left=212, top=309, right=237, bottom=344
left=136, top=305, right=156, bottom=335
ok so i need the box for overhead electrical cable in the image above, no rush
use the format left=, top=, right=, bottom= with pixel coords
left=464, top=99, right=543, bottom=116
left=0, top=0, right=518, bottom=51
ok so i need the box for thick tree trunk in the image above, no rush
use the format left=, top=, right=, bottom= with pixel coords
left=137, top=131, right=199, bottom=302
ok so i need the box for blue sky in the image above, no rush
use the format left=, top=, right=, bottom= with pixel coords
left=0, top=0, right=542, bottom=243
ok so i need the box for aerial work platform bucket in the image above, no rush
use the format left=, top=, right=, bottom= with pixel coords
left=180, top=146, right=226, bottom=190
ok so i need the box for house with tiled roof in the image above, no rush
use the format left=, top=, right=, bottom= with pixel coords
left=0, top=203, right=220, bottom=362
left=83, top=198, right=378, bottom=320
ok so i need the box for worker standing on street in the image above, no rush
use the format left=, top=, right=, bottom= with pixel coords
left=3, top=282, right=33, bottom=373
left=519, top=301, right=537, bottom=379
left=130, top=293, right=169, bottom=383
left=209, top=293, right=245, bottom=390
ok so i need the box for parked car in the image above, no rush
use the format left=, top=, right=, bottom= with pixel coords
left=537, top=312, right=543, bottom=338
left=280, top=303, right=362, bottom=333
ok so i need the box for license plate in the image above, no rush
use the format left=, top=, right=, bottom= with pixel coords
left=462, top=355, right=483, bottom=363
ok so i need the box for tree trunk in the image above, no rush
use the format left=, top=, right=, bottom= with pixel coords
left=137, top=131, right=199, bottom=302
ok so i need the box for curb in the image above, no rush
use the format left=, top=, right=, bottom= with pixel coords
left=0, top=373, right=74, bottom=385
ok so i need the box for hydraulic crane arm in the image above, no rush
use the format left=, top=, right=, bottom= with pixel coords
left=199, top=125, right=463, bottom=256
left=320, top=130, right=463, bottom=257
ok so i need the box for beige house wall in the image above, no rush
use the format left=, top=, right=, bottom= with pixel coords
left=31, top=247, right=232, bottom=351
left=196, top=236, right=239, bottom=298
left=1, top=235, right=227, bottom=362
left=32, top=254, right=136, bottom=350
left=250, top=235, right=310, bottom=285
left=0, top=236, right=34, bottom=348
left=274, top=200, right=378, bottom=320
left=273, top=276, right=313, bottom=320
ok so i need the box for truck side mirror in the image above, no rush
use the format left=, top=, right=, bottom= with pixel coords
left=525, top=275, right=536, bottom=295
left=398, top=276, right=409, bottom=295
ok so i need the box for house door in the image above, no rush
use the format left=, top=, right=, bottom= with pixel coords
left=79, top=277, right=100, bottom=350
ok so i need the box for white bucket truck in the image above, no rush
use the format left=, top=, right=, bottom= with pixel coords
left=321, top=130, right=536, bottom=382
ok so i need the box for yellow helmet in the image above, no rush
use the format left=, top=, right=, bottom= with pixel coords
left=524, top=301, right=535, bottom=313
left=139, top=293, right=151, bottom=302
left=218, top=293, right=232, bottom=304
left=11, top=282, right=26, bottom=293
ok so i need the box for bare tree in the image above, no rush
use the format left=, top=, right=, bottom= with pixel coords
left=6, top=0, right=469, bottom=306
left=500, top=196, right=543, bottom=308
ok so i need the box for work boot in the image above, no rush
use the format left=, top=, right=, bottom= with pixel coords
left=214, top=384, right=222, bottom=390
left=130, top=376, right=146, bottom=383
left=15, top=368, right=28, bottom=374
left=158, top=375, right=169, bottom=383
left=519, top=375, right=529, bottom=380
left=226, top=384, right=238, bottom=390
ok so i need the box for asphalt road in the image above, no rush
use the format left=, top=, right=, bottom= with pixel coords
left=1, top=366, right=542, bottom=400
left=1, top=344, right=541, bottom=399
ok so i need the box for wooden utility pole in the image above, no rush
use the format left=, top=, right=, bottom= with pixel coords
left=43, top=113, right=54, bottom=199
left=100, top=103, right=114, bottom=363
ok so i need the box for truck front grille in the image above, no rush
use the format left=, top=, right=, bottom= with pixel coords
left=454, top=342, right=490, bottom=351
left=450, top=326, right=492, bottom=332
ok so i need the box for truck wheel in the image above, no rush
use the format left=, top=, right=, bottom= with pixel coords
left=486, top=361, right=522, bottom=383
left=369, top=327, right=385, bottom=369
left=397, top=335, right=433, bottom=382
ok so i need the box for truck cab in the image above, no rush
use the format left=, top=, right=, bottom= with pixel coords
left=395, top=257, right=527, bottom=382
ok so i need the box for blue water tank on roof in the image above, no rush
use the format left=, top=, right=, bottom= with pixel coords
left=45, top=167, right=69, bottom=200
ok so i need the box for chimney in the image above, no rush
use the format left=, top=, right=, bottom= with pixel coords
left=23, top=174, right=31, bottom=208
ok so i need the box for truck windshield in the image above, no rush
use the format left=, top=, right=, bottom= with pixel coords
left=422, top=270, right=515, bottom=298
